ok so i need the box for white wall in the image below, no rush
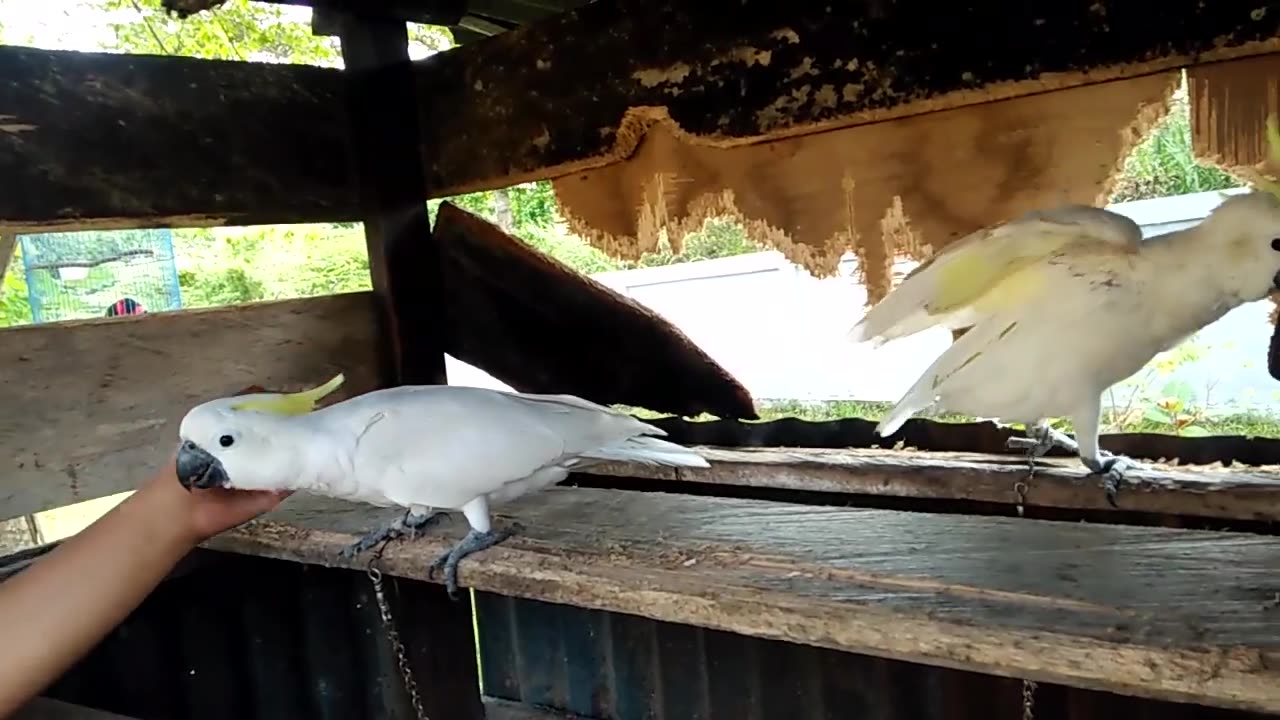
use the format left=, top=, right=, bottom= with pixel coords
left=447, top=188, right=1280, bottom=415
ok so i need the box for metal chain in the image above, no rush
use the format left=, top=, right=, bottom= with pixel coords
left=367, top=543, right=430, bottom=720
left=1021, top=679, right=1037, bottom=720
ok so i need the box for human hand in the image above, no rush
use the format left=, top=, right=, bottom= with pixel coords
left=140, top=453, right=291, bottom=546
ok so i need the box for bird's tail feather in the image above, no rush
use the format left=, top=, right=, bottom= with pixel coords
left=581, top=435, right=710, bottom=468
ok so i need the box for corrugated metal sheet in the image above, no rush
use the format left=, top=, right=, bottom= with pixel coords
left=648, top=414, right=1280, bottom=468
left=34, top=551, right=438, bottom=720
left=474, top=593, right=1274, bottom=720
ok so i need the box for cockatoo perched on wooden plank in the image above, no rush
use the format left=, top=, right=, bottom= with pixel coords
left=849, top=118, right=1280, bottom=506
left=174, top=375, right=709, bottom=597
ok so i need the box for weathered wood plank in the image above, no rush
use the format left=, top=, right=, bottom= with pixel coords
left=7, top=6, right=1280, bottom=229
left=578, top=447, right=1280, bottom=522
left=0, top=45, right=356, bottom=233
left=0, top=292, right=383, bottom=521
left=415, top=0, right=1280, bottom=197
left=206, top=487, right=1280, bottom=714
left=434, top=202, right=756, bottom=419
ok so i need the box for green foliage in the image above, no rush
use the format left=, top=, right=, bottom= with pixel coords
left=1107, top=77, right=1245, bottom=202
left=0, top=245, right=33, bottom=328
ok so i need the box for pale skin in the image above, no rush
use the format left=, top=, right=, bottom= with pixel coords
left=0, top=454, right=289, bottom=718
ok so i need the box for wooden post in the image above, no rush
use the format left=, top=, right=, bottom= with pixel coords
left=330, top=13, right=448, bottom=387
left=321, top=10, right=482, bottom=720
left=0, top=232, right=42, bottom=553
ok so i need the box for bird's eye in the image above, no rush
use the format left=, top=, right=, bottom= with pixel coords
left=1271, top=238, right=1280, bottom=252
left=219, top=434, right=235, bottom=448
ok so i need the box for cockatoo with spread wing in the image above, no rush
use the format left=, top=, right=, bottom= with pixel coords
left=848, top=118, right=1280, bottom=505
left=174, top=375, right=709, bottom=597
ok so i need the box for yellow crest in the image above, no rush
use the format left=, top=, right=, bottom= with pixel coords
left=230, top=373, right=346, bottom=415
left=1255, top=114, right=1280, bottom=200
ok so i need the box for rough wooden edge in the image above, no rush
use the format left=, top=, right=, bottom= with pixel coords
left=578, top=446, right=1280, bottom=522
left=204, top=499, right=1280, bottom=716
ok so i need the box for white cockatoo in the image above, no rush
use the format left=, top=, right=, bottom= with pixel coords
left=849, top=122, right=1280, bottom=504
left=175, top=375, right=709, bottom=596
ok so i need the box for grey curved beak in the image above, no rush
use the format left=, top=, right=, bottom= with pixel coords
left=176, top=440, right=228, bottom=491
left=1272, top=270, right=1280, bottom=292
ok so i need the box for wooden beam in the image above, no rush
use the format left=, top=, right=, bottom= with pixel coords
left=7, top=12, right=1280, bottom=230
left=0, top=46, right=355, bottom=233
left=0, top=293, right=382, bottom=522
left=577, top=447, right=1280, bottom=523
left=206, top=487, right=1280, bottom=714
left=0, top=234, right=17, bottom=279
left=414, top=0, right=1280, bottom=197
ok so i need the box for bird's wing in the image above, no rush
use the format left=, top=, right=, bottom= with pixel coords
left=348, top=387, right=657, bottom=508
left=848, top=204, right=1143, bottom=345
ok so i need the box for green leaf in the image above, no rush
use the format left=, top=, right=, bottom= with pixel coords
left=1179, top=425, right=1211, bottom=437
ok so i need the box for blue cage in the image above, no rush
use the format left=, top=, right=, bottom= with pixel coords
left=18, top=229, right=183, bottom=323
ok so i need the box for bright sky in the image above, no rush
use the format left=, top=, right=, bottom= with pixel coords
left=1, top=0, right=184, bottom=50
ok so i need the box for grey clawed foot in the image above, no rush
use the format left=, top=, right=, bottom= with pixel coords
left=428, top=523, right=524, bottom=601
left=338, top=510, right=449, bottom=561
left=1006, top=423, right=1078, bottom=469
left=1081, top=454, right=1139, bottom=508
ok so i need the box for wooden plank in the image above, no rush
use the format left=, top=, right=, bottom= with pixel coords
left=414, top=0, right=1280, bottom=198
left=206, top=487, right=1280, bottom=714
left=0, top=46, right=356, bottom=233
left=0, top=292, right=382, bottom=521
left=433, top=202, right=756, bottom=420
left=0, top=233, right=17, bottom=279
left=578, top=446, right=1280, bottom=522
left=7, top=7, right=1280, bottom=230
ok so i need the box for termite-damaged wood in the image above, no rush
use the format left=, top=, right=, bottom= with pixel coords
left=415, top=0, right=1280, bottom=197
left=1188, top=53, right=1280, bottom=185
left=434, top=202, right=756, bottom=419
left=8, top=6, right=1280, bottom=230
left=578, top=446, right=1280, bottom=523
left=0, top=45, right=354, bottom=232
left=207, top=487, right=1280, bottom=714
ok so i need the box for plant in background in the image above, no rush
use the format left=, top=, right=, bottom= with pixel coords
left=1142, top=379, right=1210, bottom=436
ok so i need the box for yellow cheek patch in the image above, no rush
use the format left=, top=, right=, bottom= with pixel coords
left=231, top=373, right=346, bottom=415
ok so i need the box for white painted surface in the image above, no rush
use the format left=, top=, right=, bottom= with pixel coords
left=447, top=188, right=1280, bottom=415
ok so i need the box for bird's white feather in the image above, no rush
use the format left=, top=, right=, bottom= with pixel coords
left=848, top=204, right=1144, bottom=346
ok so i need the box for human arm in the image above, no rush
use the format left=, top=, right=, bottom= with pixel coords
left=0, top=456, right=288, bottom=717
